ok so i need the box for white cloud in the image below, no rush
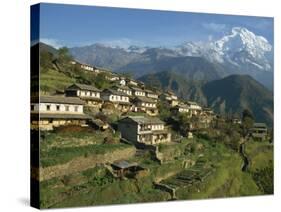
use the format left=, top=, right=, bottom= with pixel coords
left=202, top=22, right=227, bottom=32
left=40, top=38, right=64, bottom=49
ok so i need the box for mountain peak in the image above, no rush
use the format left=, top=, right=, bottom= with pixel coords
left=231, top=26, right=251, bottom=34
left=215, top=26, right=272, bottom=52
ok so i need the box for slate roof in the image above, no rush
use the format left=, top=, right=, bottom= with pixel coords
left=112, top=85, right=131, bottom=91
left=36, top=96, right=85, bottom=105
left=131, top=86, right=144, bottom=92
left=66, top=83, right=101, bottom=92
left=253, top=123, right=267, bottom=129
left=186, top=101, right=199, bottom=105
left=134, top=96, right=156, bottom=103
left=120, top=116, right=164, bottom=125
left=102, top=89, right=130, bottom=97
left=175, top=104, right=190, bottom=109
left=111, top=160, right=138, bottom=169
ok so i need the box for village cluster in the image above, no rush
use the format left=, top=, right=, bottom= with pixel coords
left=31, top=61, right=268, bottom=147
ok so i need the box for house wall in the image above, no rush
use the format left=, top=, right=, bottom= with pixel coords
left=117, top=88, right=132, bottom=96
left=151, top=124, right=164, bottom=131
left=31, top=119, right=87, bottom=131
left=31, top=103, right=84, bottom=114
left=152, top=133, right=171, bottom=144
left=178, top=107, right=189, bottom=113
left=188, top=104, right=202, bottom=110
left=118, top=122, right=138, bottom=143
left=81, top=64, right=94, bottom=71
left=134, top=91, right=146, bottom=97
left=78, top=90, right=100, bottom=98
left=140, top=102, right=156, bottom=108
left=109, top=94, right=129, bottom=103
left=119, top=79, right=126, bottom=86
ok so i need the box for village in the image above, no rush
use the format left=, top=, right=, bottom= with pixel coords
left=31, top=58, right=272, bottom=207
left=32, top=60, right=268, bottom=141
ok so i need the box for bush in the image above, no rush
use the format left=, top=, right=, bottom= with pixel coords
left=252, top=160, right=273, bottom=194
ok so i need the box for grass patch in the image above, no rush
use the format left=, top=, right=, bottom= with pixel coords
left=40, top=130, right=116, bottom=150
left=244, top=141, right=273, bottom=172
left=40, top=68, right=75, bottom=93
left=40, top=142, right=129, bottom=167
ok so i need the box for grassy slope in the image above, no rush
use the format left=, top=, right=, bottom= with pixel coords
left=40, top=130, right=127, bottom=167
left=40, top=69, right=75, bottom=94
left=176, top=139, right=261, bottom=199
left=245, top=141, right=273, bottom=172
left=40, top=166, right=170, bottom=208
left=39, top=137, right=267, bottom=208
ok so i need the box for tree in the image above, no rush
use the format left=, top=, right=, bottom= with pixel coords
left=158, top=101, right=171, bottom=121
left=252, top=160, right=274, bottom=194
left=242, top=109, right=254, bottom=137
left=178, top=114, right=192, bottom=136
left=40, top=51, right=54, bottom=71
left=57, top=47, right=73, bottom=64
left=95, top=73, right=110, bottom=89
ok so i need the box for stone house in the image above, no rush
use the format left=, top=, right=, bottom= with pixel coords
left=112, top=85, right=132, bottom=96
left=119, top=78, right=126, bottom=86
left=131, top=87, right=146, bottom=97
left=250, top=123, right=268, bottom=141
left=133, top=96, right=159, bottom=116
left=160, top=92, right=179, bottom=107
left=118, top=116, right=171, bottom=145
left=65, top=83, right=103, bottom=108
left=145, top=89, right=158, bottom=100
left=171, top=104, right=190, bottom=114
left=126, top=79, right=139, bottom=87
left=186, top=101, right=202, bottom=116
left=31, top=96, right=90, bottom=130
left=71, top=60, right=100, bottom=73
left=106, top=73, right=120, bottom=81
left=101, top=89, right=132, bottom=112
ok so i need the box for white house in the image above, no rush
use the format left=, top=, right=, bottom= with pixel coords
left=171, top=104, right=190, bottom=114
left=119, top=78, right=126, bottom=86
left=131, top=87, right=146, bottom=97
left=65, top=83, right=103, bottom=108
left=112, top=85, right=132, bottom=96
left=118, top=116, right=171, bottom=145
left=133, top=96, right=158, bottom=116
left=31, top=96, right=90, bottom=130
left=186, top=101, right=202, bottom=115
left=101, top=89, right=132, bottom=112
left=145, top=89, right=158, bottom=100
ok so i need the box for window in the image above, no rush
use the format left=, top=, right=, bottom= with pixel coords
left=46, top=105, right=51, bottom=111
left=74, top=106, right=78, bottom=112
left=31, top=105, right=35, bottom=111
left=65, top=105, right=69, bottom=111
left=56, top=105, right=60, bottom=111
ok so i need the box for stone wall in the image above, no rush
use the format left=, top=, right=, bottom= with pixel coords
left=39, top=146, right=136, bottom=181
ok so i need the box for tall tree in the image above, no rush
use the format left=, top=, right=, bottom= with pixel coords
left=242, top=109, right=254, bottom=137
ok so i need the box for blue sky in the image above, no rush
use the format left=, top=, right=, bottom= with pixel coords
left=33, top=3, right=274, bottom=48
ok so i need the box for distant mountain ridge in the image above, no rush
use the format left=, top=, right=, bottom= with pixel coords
left=69, top=27, right=273, bottom=89
left=37, top=41, right=273, bottom=125
left=140, top=72, right=273, bottom=126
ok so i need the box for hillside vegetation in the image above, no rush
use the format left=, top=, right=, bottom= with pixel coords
left=140, top=71, right=273, bottom=126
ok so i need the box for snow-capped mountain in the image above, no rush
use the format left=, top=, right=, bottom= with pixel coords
left=69, top=26, right=273, bottom=89
left=176, top=27, right=273, bottom=72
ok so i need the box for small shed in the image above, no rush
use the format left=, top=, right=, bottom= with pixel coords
left=111, top=160, right=143, bottom=178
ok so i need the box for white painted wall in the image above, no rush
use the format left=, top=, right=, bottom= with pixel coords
left=32, top=103, right=84, bottom=114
